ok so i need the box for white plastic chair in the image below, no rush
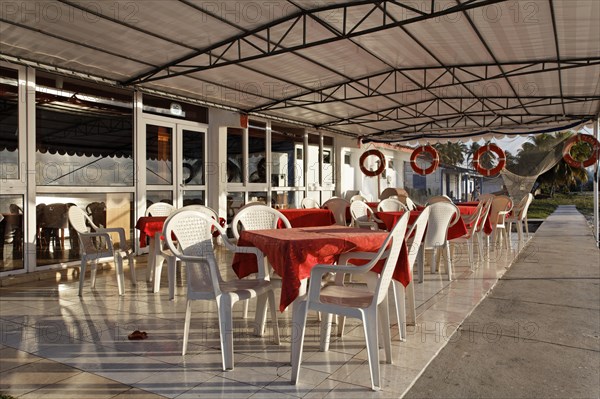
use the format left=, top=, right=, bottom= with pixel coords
left=451, top=199, right=492, bottom=266
left=68, top=206, right=136, bottom=296
left=426, top=195, right=452, bottom=205
left=489, top=195, right=513, bottom=250
left=145, top=202, right=176, bottom=217
left=232, top=205, right=291, bottom=321
left=301, top=197, right=320, bottom=209
left=163, top=210, right=280, bottom=370
left=350, top=194, right=367, bottom=202
left=418, top=202, right=461, bottom=282
left=155, top=205, right=220, bottom=300
left=144, top=202, right=176, bottom=290
left=322, top=198, right=350, bottom=226
left=336, top=207, right=430, bottom=341
left=506, top=193, right=533, bottom=242
left=350, top=200, right=383, bottom=230
left=291, top=212, right=410, bottom=391
left=404, top=197, right=418, bottom=211
left=377, top=198, right=408, bottom=212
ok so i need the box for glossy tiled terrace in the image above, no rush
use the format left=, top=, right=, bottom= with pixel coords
left=0, top=235, right=528, bottom=398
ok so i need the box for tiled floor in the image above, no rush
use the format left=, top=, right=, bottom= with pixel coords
left=0, top=236, right=528, bottom=398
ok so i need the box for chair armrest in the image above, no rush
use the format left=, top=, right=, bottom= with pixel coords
left=79, top=231, right=114, bottom=248
left=97, top=227, right=129, bottom=251
left=219, top=234, right=269, bottom=279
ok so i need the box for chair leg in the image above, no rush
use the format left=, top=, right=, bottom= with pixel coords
left=114, top=253, right=125, bottom=296
left=467, top=239, right=473, bottom=269
left=153, top=253, right=166, bottom=294
left=167, top=257, right=176, bottom=300
left=319, top=312, right=334, bottom=351
left=379, top=299, right=392, bottom=363
left=267, top=290, right=280, bottom=345
left=127, top=253, right=136, bottom=286
left=363, top=312, right=381, bottom=391
left=242, top=300, right=250, bottom=319
left=291, top=299, right=309, bottom=385
left=216, top=295, right=236, bottom=371
left=430, top=248, right=437, bottom=273
left=90, top=259, right=98, bottom=288
left=182, top=300, right=192, bottom=356
left=78, top=258, right=87, bottom=297
left=406, top=281, right=416, bottom=326
left=418, top=246, right=425, bottom=283
left=524, top=217, right=529, bottom=238
left=445, top=244, right=452, bottom=281
left=253, top=293, right=269, bottom=337
left=393, top=281, right=407, bottom=341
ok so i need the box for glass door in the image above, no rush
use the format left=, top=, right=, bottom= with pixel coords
left=177, top=126, right=206, bottom=207
left=144, top=117, right=206, bottom=210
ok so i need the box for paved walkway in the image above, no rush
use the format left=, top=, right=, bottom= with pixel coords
left=404, top=206, right=600, bottom=398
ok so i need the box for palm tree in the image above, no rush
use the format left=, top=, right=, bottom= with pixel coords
left=433, top=142, right=467, bottom=166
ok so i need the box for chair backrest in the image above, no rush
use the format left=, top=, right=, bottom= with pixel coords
left=145, top=202, right=176, bottom=217
left=405, top=206, right=430, bottom=269
left=231, top=204, right=291, bottom=240
left=490, top=195, right=513, bottom=227
left=9, top=204, right=23, bottom=214
left=301, top=197, right=320, bottom=209
left=372, top=212, right=410, bottom=306
left=350, top=200, right=374, bottom=225
left=424, top=202, right=460, bottom=248
left=514, top=193, right=534, bottom=220
left=472, top=198, right=493, bottom=233
left=377, top=198, right=407, bottom=212
left=350, top=194, right=367, bottom=203
left=426, top=195, right=452, bottom=205
left=182, top=204, right=219, bottom=221
left=163, top=210, right=224, bottom=297
left=68, top=206, right=106, bottom=255
left=404, top=196, right=418, bottom=211
left=322, top=198, right=350, bottom=226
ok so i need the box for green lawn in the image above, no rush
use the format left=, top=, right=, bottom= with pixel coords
left=527, top=192, right=595, bottom=219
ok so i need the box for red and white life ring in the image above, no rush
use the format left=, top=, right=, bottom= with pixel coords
left=410, top=145, right=439, bottom=175
left=359, top=149, right=386, bottom=177
left=562, top=134, right=600, bottom=168
left=473, top=143, right=506, bottom=176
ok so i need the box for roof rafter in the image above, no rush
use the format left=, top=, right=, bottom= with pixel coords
left=123, top=0, right=506, bottom=85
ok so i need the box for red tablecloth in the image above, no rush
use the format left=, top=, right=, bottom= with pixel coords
left=135, top=216, right=167, bottom=248
left=278, top=208, right=336, bottom=228
left=376, top=210, right=469, bottom=240
left=135, top=215, right=225, bottom=248
left=232, top=226, right=409, bottom=312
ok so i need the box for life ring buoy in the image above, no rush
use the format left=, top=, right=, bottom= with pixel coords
left=360, top=149, right=386, bottom=177
left=410, top=145, right=439, bottom=175
left=473, top=144, right=505, bottom=176
left=562, top=134, right=600, bottom=168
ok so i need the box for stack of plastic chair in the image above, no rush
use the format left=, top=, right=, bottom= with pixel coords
left=163, top=210, right=280, bottom=370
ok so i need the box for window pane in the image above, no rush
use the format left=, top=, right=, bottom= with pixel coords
left=182, top=129, right=205, bottom=185
left=227, top=128, right=244, bottom=183
left=271, top=123, right=304, bottom=187
left=35, top=72, right=134, bottom=186
left=248, top=121, right=266, bottom=183
left=0, top=67, right=19, bottom=180
left=146, top=125, right=173, bottom=185
left=183, top=191, right=205, bottom=206
left=0, top=195, right=24, bottom=272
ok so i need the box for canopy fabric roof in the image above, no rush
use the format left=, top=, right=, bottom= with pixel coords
left=1, top=0, right=599, bottom=142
